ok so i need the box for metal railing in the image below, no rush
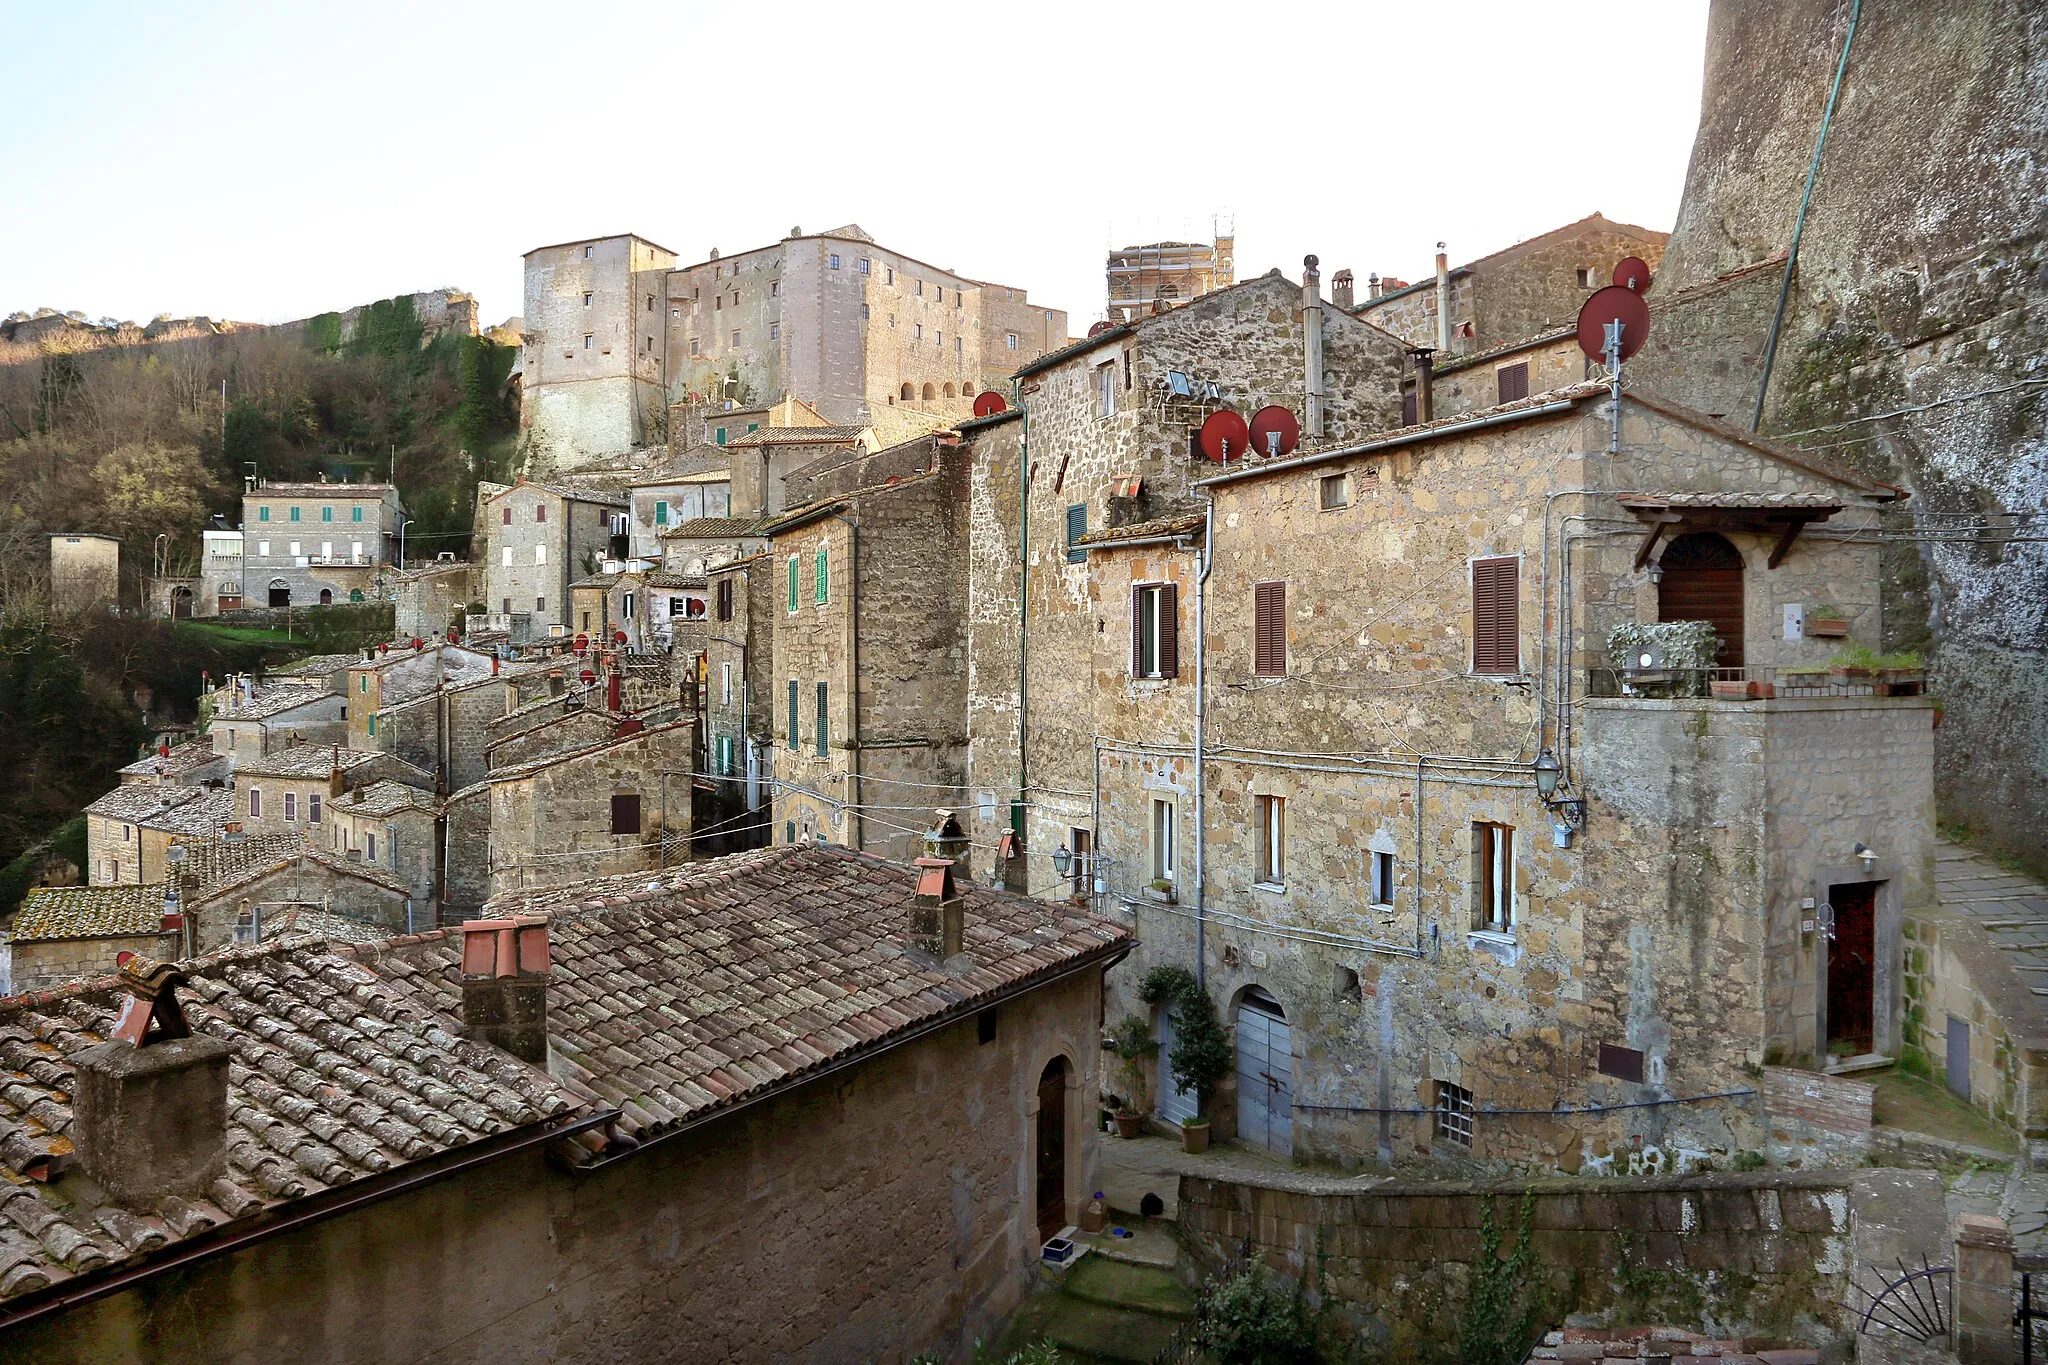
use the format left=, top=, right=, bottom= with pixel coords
left=1585, top=664, right=1927, bottom=700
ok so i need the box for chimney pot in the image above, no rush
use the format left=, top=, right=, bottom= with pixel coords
left=910, top=856, right=965, bottom=959
left=1332, top=269, right=1355, bottom=311
left=460, top=918, right=551, bottom=1064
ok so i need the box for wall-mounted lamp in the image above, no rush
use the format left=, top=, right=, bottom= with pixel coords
left=1051, top=844, right=1072, bottom=878
left=1646, top=561, right=1664, bottom=586
left=1855, top=842, right=1878, bottom=874
left=1533, top=748, right=1587, bottom=830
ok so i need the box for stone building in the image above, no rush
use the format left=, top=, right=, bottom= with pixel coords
left=1106, top=231, right=1236, bottom=324
left=393, top=560, right=473, bottom=640
left=961, top=265, right=1408, bottom=904
left=325, top=779, right=439, bottom=907
left=568, top=568, right=710, bottom=656
left=186, top=846, right=419, bottom=952
left=1, top=886, right=176, bottom=995
left=204, top=674, right=347, bottom=764
left=518, top=226, right=1069, bottom=467
left=700, top=552, right=776, bottom=852
left=240, top=478, right=402, bottom=607
left=1352, top=214, right=1669, bottom=363
left=234, top=745, right=431, bottom=839
left=1068, top=379, right=1930, bottom=1171
left=484, top=719, right=693, bottom=896
left=479, top=479, right=627, bottom=635
left=46, top=533, right=119, bottom=612
left=0, top=845, right=1127, bottom=1363
left=625, top=468, right=732, bottom=558
left=343, top=641, right=502, bottom=752
left=113, top=737, right=230, bottom=788
left=84, top=786, right=233, bottom=886
left=765, top=433, right=979, bottom=862
left=199, top=520, right=243, bottom=615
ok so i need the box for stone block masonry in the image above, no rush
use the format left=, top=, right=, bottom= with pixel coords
left=1762, top=1066, right=1873, bottom=1168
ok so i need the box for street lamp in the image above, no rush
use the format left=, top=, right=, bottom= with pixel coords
left=398, top=517, right=416, bottom=572
left=1052, top=844, right=1072, bottom=878
left=1533, top=748, right=1586, bottom=830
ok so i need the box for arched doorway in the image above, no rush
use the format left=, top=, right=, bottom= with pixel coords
left=1657, top=532, right=1745, bottom=669
left=170, top=586, right=193, bottom=619
left=268, top=578, right=291, bottom=608
left=1035, top=1057, right=1068, bottom=1243
left=1235, top=987, right=1293, bottom=1156
left=318, top=588, right=333, bottom=605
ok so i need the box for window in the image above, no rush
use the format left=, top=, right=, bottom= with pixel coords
left=914, top=279, right=923, bottom=296
left=368, top=713, right=377, bottom=737
left=858, top=257, right=870, bottom=274
left=1006, top=333, right=1018, bottom=351
left=1402, top=390, right=1419, bottom=425
left=1132, top=582, right=1178, bottom=678
left=1064, top=504, right=1087, bottom=563
left=583, top=334, right=593, bottom=350
left=1575, top=267, right=1594, bottom=287
left=249, top=787, right=262, bottom=818
left=352, top=506, right=363, bottom=522
left=366, top=832, right=376, bottom=862
left=976, top=1008, right=998, bottom=1045
left=1476, top=823, right=1515, bottom=931
left=814, top=681, right=828, bottom=756
left=716, top=578, right=732, bottom=620
left=1097, top=361, right=1117, bottom=418
left=787, top=556, right=799, bottom=612
left=257, top=540, right=269, bottom=556
left=122, top=824, right=131, bottom=842
left=690, top=338, right=700, bottom=356
left=715, top=426, right=727, bottom=445
left=610, top=793, right=641, bottom=835
left=646, top=294, right=654, bottom=312
left=721, top=662, right=732, bottom=706
left=788, top=679, right=800, bottom=749
left=288, top=541, right=301, bottom=557
left=289, top=506, right=301, bottom=522
left=1319, top=474, right=1350, bottom=510
left=1371, top=849, right=1396, bottom=906
left=829, top=253, right=841, bottom=270
left=309, top=793, right=321, bottom=824
left=359, top=674, right=369, bottom=694
left=672, top=307, right=680, bottom=319
left=583, top=245, right=592, bottom=258
left=1254, top=581, right=1287, bottom=676
left=502, top=546, right=513, bottom=567
left=1255, top=795, right=1285, bottom=885
left=583, top=291, right=593, bottom=307
left=654, top=500, right=668, bottom=525
left=321, top=506, right=333, bottom=522
left=815, top=548, right=829, bottom=604
left=1470, top=557, right=1520, bottom=674
left=1435, top=1080, right=1474, bottom=1146
left=770, top=322, right=780, bottom=340
left=934, top=286, right=942, bottom=303
left=259, top=506, right=270, bottom=522
left=914, top=324, right=922, bottom=340
left=717, top=734, right=734, bottom=776
left=1151, top=798, right=1175, bottom=885
left=771, top=281, right=778, bottom=298
left=534, top=545, right=547, bottom=566
left=284, top=792, right=298, bottom=823
left=885, top=267, right=894, bottom=285
left=535, top=595, right=545, bottom=613
left=502, top=506, right=511, bottom=525
left=731, top=331, right=740, bottom=347
left=1496, top=362, right=1529, bottom=404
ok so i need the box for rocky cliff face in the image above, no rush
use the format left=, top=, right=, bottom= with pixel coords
left=1658, top=0, right=2047, bottom=871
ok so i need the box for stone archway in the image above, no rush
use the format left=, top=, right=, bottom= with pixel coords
left=1657, top=532, right=1745, bottom=669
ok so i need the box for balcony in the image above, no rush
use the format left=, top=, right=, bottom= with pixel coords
left=1585, top=663, right=1928, bottom=702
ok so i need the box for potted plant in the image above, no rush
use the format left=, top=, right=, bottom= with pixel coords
left=1806, top=604, right=1850, bottom=637
left=1874, top=649, right=1926, bottom=696
left=1139, top=966, right=1233, bottom=1154
left=1109, top=1014, right=1157, bottom=1139
left=1144, top=877, right=1175, bottom=903
left=1829, top=644, right=1881, bottom=681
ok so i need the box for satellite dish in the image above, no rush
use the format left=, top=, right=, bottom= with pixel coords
left=1613, top=257, right=1653, bottom=293
left=972, top=390, right=1008, bottom=418
left=1087, top=320, right=1117, bottom=338
left=1248, top=406, right=1302, bottom=459
left=1198, top=410, right=1251, bottom=462
left=1576, top=285, right=1651, bottom=363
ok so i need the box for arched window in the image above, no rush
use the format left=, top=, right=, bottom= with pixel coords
left=942, top=382, right=955, bottom=398
left=318, top=588, right=333, bottom=605
left=1657, top=532, right=1746, bottom=669
left=1036, top=1057, right=1069, bottom=1243
left=900, top=382, right=914, bottom=401
left=922, top=382, right=937, bottom=401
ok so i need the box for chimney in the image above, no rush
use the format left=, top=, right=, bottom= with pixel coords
left=1331, top=269, right=1355, bottom=311
left=1369, top=271, right=1382, bottom=300
left=548, top=670, right=566, bottom=697
left=71, top=955, right=231, bottom=1206
left=1434, top=243, right=1451, bottom=354
left=923, top=809, right=970, bottom=871
left=909, top=858, right=965, bottom=960
left=1407, top=347, right=1436, bottom=425
left=1302, top=255, right=1325, bottom=439
left=460, top=917, right=551, bottom=1064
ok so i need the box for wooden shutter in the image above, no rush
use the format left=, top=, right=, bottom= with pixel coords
left=788, top=680, right=799, bottom=748
left=610, top=793, right=641, bottom=835
left=815, top=681, right=828, bottom=756
left=1254, top=582, right=1287, bottom=676
left=715, top=578, right=731, bottom=620
left=1065, top=504, right=1087, bottom=563
left=1472, top=558, right=1519, bottom=673
left=1159, top=583, right=1179, bottom=678
left=1130, top=587, right=1144, bottom=676
left=1496, top=363, right=1529, bottom=404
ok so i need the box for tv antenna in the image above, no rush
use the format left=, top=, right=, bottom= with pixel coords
left=1576, top=261, right=1652, bottom=453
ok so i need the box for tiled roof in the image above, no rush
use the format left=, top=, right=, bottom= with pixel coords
left=725, top=425, right=865, bottom=448
left=628, top=469, right=731, bottom=489
left=0, top=941, right=579, bottom=1302
left=1074, top=513, right=1206, bottom=547
left=333, top=780, right=436, bottom=819
left=85, top=786, right=211, bottom=825
left=484, top=479, right=627, bottom=507
left=201, top=848, right=414, bottom=903
left=235, top=745, right=400, bottom=781
left=185, top=833, right=308, bottom=896
left=1616, top=491, right=1845, bottom=511
left=342, top=844, right=1130, bottom=1152
left=762, top=471, right=939, bottom=536
left=209, top=683, right=336, bottom=723
left=249, top=481, right=395, bottom=494
left=138, top=788, right=235, bottom=837
left=10, top=886, right=167, bottom=943
left=261, top=907, right=391, bottom=946
left=116, top=740, right=227, bottom=780
left=660, top=517, right=764, bottom=539
left=641, top=571, right=703, bottom=589
left=271, top=653, right=360, bottom=679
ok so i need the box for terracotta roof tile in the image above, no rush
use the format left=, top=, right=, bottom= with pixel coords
left=10, top=886, right=168, bottom=943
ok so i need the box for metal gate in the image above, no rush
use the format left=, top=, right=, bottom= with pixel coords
left=1156, top=1010, right=1198, bottom=1128
left=1235, top=989, right=1293, bottom=1156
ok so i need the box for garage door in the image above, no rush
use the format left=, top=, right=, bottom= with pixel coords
left=1156, top=1010, right=1198, bottom=1128
left=1235, top=988, right=1292, bottom=1156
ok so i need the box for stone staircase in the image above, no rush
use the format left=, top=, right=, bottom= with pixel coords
left=994, top=1253, right=1194, bottom=1363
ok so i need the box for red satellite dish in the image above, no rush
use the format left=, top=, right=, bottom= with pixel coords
left=1613, top=257, right=1653, bottom=293
left=1199, top=409, right=1251, bottom=462
left=1248, top=406, right=1302, bottom=459
left=573, top=632, right=589, bottom=653
left=1087, top=320, right=1117, bottom=338
left=613, top=630, right=628, bottom=645
left=579, top=669, right=596, bottom=683
left=1576, top=285, right=1652, bottom=363
left=972, top=391, right=1008, bottom=418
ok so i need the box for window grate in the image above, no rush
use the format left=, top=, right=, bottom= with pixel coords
left=1435, top=1080, right=1474, bottom=1146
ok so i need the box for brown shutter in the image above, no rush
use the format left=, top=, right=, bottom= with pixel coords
left=1496, top=363, right=1529, bottom=404
left=1131, top=587, right=1144, bottom=676
left=1254, top=581, right=1287, bottom=676
left=610, top=793, right=641, bottom=835
left=1159, top=583, right=1179, bottom=678
left=1472, top=558, right=1519, bottom=673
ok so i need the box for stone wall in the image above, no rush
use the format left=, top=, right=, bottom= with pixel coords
left=394, top=564, right=472, bottom=640
left=442, top=786, right=490, bottom=918
left=8, top=932, right=171, bottom=995
left=520, top=236, right=674, bottom=468
left=0, top=967, right=1108, bottom=1365
left=486, top=721, right=692, bottom=897
left=1900, top=907, right=2048, bottom=1136
left=47, top=534, right=119, bottom=612
left=485, top=707, right=616, bottom=771
left=1176, top=1168, right=1857, bottom=1352
left=192, top=860, right=414, bottom=953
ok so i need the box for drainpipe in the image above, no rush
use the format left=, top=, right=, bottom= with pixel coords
left=1414, top=756, right=1425, bottom=957
left=1194, top=494, right=1214, bottom=989
left=1014, top=390, right=1030, bottom=864
left=1434, top=243, right=1451, bottom=354
left=822, top=510, right=860, bottom=851
left=1752, top=0, right=1861, bottom=431
left=1302, top=256, right=1326, bottom=440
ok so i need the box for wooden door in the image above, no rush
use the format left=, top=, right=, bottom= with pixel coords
left=1657, top=532, right=1745, bottom=669
left=1234, top=991, right=1294, bottom=1157
left=1036, top=1058, right=1067, bottom=1243
left=1826, top=882, right=1877, bottom=1056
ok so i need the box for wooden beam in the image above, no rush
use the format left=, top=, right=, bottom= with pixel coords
left=1632, top=514, right=1681, bottom=570
left=1766, top=516, right=1812, bottom=569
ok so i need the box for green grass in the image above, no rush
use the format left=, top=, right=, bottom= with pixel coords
left=1871, top=1066, right=2019, bottom=1155
left=172, top=620, right=301, bottom=649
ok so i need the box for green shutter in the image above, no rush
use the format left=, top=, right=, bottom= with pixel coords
left=353, top=506, right=363, bottom=522
left=655, top=500, right=668, bottom=525
left=322, top=506, right=332, bottom=522
left=290, top=506, right=301, bottom=522
left=787, top=557, right=799, bottom=611
left=815, top=682, right=828, bottom=756
left=716, top=427, right=727, bottom=446
left=367, top=714, right=376, bottom=737
left=788, top=680, right=799, bottom=749
left=815, top=549, right=828, bottom=604
left=259, top=507, right=270, bottom=522
left=1065, top=504, right=1088, bottom=563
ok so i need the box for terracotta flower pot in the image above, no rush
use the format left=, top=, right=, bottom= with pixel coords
left=1115, top=1112, right=1144, bottom=1140
left=1181, top=1120, right=1210, bottom=1154
left=1808, top=617, right=1849, bottom=637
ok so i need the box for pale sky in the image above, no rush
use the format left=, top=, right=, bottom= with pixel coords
left=1, top=0, right=1711, bottom=333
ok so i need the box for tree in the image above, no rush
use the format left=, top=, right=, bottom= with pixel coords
left=92, top=441, right=216, bottom=549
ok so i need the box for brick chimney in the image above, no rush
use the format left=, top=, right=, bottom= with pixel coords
left=460, top=917, right=551, bottom=1064
left=909, top=857, right=965, bottom=959
left=71, top=955, right=230, bottom=1205
left=1331, top=269, right=1355, bottom=311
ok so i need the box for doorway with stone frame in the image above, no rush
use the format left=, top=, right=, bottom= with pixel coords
left=1035, top=1056, right=1069, bottom=1244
